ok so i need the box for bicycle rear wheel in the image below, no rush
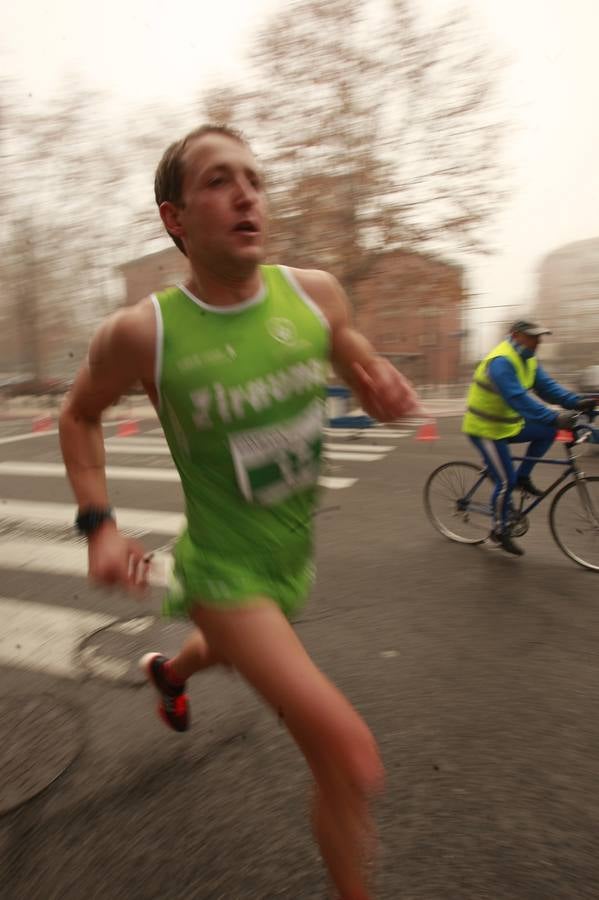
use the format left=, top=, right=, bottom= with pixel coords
left=550, top=476, right=599, bottom=571
left=424, top=461, right=493, bottom=544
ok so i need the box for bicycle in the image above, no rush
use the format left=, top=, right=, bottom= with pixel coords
left=423, top=414, right=599, bottom=570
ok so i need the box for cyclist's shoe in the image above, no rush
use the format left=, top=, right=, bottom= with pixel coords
left=516, top=475, right=544, bottom=497
left=490, top=529, right=525, bottom=556
left=140, top=652, right=189, bottom=733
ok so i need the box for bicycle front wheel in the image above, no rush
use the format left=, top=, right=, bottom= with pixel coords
left=424, top=461, right=493, bottom=544
left=550, top=476, right=599, bottom=571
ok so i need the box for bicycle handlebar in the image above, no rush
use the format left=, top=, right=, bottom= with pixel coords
left=570, top=408, right=597, bottom=445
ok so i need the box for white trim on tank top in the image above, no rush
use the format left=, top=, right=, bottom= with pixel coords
left=176, top=278, right=267, bottom=314
left=150, top=294, right=164, bottom=413
left=153, top=268, right=328, bottom=411
left=278, top=266, right=331, bottom=331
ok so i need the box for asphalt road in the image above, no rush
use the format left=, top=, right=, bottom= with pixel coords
left=2, top=414, right=599, bottom=899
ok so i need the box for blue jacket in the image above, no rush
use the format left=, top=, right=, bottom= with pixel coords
left=488, top=337, right=579, bottom=427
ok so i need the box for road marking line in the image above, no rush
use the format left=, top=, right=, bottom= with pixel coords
left=324, top=451, right=387, bottom=462
left=0, top=428, right=60, bottom=446
left=323, top=428, right=411, bottom=438
left=112, top=617, right=155, bottom=634
left=0, top=419, right=143, bottom=446
left=318, top=475, right=356, bottom=489
left=79, top=647, right=130, bottom=680
left=0, top=462, right=357, bottom=491
left=0, top=537, right=171, bottom=586
left=113, top=429, right=415, bottom=446
left=147, top=423, right=421, bottom=437
left=0, top=499, right=184, bottom=535
left=323, top=443, right=393, bottom=453
left=0, top=461, right=180, bottom=481
left=105, top=439, right=394, bottom=456
left=0, top=595, right=112, bottom=678
left=105, top=444, right=172, bottom=455
left=105, top=437, right=167, bottom=449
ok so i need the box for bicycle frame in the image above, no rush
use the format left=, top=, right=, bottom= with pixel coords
left=466, top=432, right=595, bottom=521
left=508, top=452, right=577, bottom=517
left=425, top=416, right=599, bottom=567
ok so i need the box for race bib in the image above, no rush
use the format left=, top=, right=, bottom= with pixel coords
left=229, top=399, right=325, bottom=505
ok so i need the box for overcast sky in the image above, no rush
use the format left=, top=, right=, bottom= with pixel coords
left=465, top=0, right=599, bottom=351
left=2, top=0, right=598, bottom=352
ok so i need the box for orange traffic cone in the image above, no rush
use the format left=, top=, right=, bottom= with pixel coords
left=557, top=429, right=572, bottom=442
left=117, top=418, right=140, bottom=437
left=32, top=414, right=53, bottom=432
left=416, top=419, right=439, bottom=441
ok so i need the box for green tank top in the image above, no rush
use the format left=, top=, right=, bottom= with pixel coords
left=151, top=264, right=330, bottom=561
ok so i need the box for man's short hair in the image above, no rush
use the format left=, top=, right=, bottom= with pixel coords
left=154, top=124, right=247, bottom=255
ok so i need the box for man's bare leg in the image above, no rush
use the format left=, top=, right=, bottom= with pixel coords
left=140, top=627, right=230, bottom=732
left=313, top=781, right=379, bottom=900
left=167, top=628, right=229, bottom=681
left=189, top=601, right=384, bottom=899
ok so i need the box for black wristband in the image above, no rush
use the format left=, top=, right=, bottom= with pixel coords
left=75, top=506, right=114, bottom=536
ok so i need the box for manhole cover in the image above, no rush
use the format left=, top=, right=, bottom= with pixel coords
left=0, top=694, right=81, bottom=816
left=78, top=615, right=190, bottom=687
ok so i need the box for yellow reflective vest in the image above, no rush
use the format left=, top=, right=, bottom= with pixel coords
left=462, top=339, right=537, bottom=439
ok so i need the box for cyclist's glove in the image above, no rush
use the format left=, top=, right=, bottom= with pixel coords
left=556, top=410, right=578, bottom=429
left=575, top=398, right=596, bottom=413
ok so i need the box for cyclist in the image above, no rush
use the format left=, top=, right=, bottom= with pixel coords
left=462, top=319, right=595, bottom=555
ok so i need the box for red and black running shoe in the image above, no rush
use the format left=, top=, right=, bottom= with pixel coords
left=140, top=652, right=189, bottom=733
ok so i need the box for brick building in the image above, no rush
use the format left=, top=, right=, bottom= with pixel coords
left=353, top=250, right=464, bottom=385
left=117, top=245, right=465, bottom=385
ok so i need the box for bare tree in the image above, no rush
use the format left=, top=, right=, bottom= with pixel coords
left=200, top=0, right=507, bottom=298
left=0, top=82, right=184, bottom=380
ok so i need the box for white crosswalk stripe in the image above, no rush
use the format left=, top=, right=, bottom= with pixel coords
left=105, top=441, right=171, bottom=454
left=0, top=421, right=415, bottom=679
left=104, top=437, right=396, bottom=457
left=324, top=427, right=411, bottom=438
left=0, top=461, right=357, bottom=489
left=0, top=591, right=166, bottom=680
left=145, top=424, right=418, bottom=439
left=321, top=443, right=394, bottom=453
left=0, top=595, right=113, bottom=678
left=0, top=428, right=60, bottom=446
left=0, top=498, right=184, bottom=534
left=0, top=418, right=143, bottom=447
left=0, top=537, right=171, bottom=586
left=324, top=451, right=387, bottom=462
left=0, top=461, right=180, bottom=481
left=318, top=475, right=357, bottom=489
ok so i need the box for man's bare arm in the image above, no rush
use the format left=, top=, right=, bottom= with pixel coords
left=59, top=301, right=154, bottom=511
left=293, top=269, right=419, bottom=421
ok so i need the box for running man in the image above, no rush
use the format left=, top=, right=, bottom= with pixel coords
left=59, top=124, right=418, bottom=899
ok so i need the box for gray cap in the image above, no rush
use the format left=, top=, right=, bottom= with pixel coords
left=511, top=319, right=552, bottom=337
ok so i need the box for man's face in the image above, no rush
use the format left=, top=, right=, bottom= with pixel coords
left=163, top=133, right=268, bottom=272
left=513, top=330, right=540, bottom=352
